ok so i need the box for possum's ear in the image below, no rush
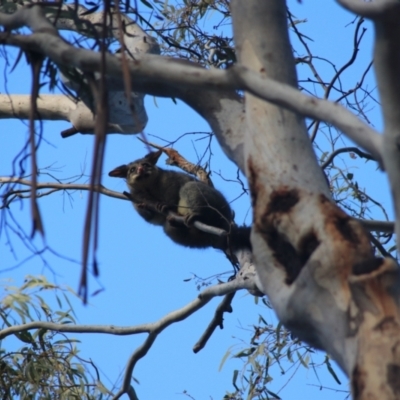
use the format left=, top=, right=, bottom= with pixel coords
left=144, top=150, right=162, bottom=165
left=108, top=164, right=128, bottom=178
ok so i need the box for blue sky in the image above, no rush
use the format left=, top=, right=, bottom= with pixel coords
left=0, top=1, right=390, bottom=399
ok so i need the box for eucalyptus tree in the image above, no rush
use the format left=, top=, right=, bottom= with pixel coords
left=0, top=1, right=398, bottom=399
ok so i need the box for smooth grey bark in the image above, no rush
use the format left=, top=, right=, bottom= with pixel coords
left=368, top=3, right=400, bottom=243
left=229, top=2, right=400, bottom=400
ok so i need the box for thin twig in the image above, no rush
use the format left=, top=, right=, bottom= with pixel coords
left=321, top=146, right=376, bottom=170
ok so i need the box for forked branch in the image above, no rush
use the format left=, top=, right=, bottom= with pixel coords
left=0, top=276, right=259, bottom=399
left=0, top=4, right=383, bottom=163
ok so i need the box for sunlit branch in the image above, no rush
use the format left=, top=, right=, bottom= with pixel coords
left=0, top=94, right=75, bottom=120
left=0, top=94, right=143, bottom=135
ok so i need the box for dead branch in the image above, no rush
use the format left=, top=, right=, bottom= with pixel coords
left=137, top=138, right=213, bottom=185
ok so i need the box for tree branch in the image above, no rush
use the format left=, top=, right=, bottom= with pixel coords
left=193, top=292, right=235, bottom=354
left=0, top=177, right=129, bottom=207
left=358, top=219, right=394, bottom=234
left=113, top=275, right=258, bottom=400
left=321, top=146, right=376, bottom=170
left=198, top=250, right=261, bottom=353
left=0, top=4, right=153, bottom=136
left=2, top=177, right=394, bottom=235
left=0, top=93, right=147, bottom=135
left=137, top=137, right=214, bottom=186
left=360, top=2, right=400, bottom=252
left=0, top=4, right=383, bottom=163
left=0, top=94, right=75, bottom=121
left=228, top=6, right=400, bottom=398
left=0, top=275, right=258, bottom=340
left=2, top=273, right=255, bottom=399
left=231, top=65, right=383, bottom=165
left=338, top=0, right=399, bottom=18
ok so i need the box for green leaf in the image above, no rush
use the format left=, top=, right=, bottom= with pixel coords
left=233, top=347, right=256, bottom=358
left=324, top=355, right=341, bottom=384
left=232, top=369, right=239, bottom=391
left=140, top=0, right=154, bottom=9
left=266, top=388, right=282, bottom=399
left=219, top=348, right=231, bottom=371
left=55, top=295, right=62, bottom=309
left=53, top=339, right=81, bottom=345
left=14, top=331, right=35, bottom=345
left=258, top=314, right=268, bottom=325
left=296, top=351, right=309, bottom=368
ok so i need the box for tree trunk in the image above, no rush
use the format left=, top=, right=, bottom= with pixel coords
left=228, top=1, right=400, bottom=399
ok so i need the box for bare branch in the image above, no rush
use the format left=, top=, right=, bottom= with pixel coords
left=0, top=94, right=75, bottom=120
left=358, top=219, right=394, bottom=234
left=0, top=93, right=147, bottom=135
left=1, top=177, right=249, bottom=248
left=136, top=200, right=228, bottom=238
left=50, top=3, right=159, bottom=54
left=0, top=4, right=57, bottom=32
left=0, top=4, right=382, bottom=163
left=113, top=275, right=258, bottom=400
left=137, top=138, right=214, bottom=185
left=27, top=53, right=45, bottom=237
left=0, top=4, right=152, bottom=136
left=0, top=276, right=257, bottom=340
left=0, top=177, right=129, bottom=206
left=3, top=177, right=394, bottom=236
left=321, top=146, right=376, bottom=170
left=231, top=65, right=383, bottom=165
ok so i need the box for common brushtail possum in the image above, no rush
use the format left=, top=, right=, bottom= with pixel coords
left=108, top=150, right=251, bottom=251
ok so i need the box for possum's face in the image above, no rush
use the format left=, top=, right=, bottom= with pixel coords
left=108, top=150, right=162, bottom=189
left=125, top=159, right=158, bottom=187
